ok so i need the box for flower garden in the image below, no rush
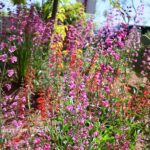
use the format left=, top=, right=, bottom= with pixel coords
left=0, top=0, right=150, bottom=149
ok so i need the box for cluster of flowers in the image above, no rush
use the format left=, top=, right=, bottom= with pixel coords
left=141, top=49, right=150, bottom=77
left=0, top=1, right=149, bottom=149
left=92, top=23, right=129, bottom=62
left=0, top=42, right=17, bottom=78
left=0, top=4, right=55, bottom=149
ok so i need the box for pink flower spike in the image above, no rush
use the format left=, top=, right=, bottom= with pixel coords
left=7, top=69, right=14, bottom=77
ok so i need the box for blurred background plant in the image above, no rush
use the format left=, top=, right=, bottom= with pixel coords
left=132, top=31, right=150, bottom=79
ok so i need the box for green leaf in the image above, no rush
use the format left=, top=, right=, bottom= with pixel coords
left=62, top=124, right=70, bottom=132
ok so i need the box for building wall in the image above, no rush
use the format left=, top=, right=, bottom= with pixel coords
left=77, top=0, right=97, bottom=14
left=74, top=0, right=111, bottom=27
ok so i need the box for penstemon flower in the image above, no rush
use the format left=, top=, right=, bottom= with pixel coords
left=0, top=42, right=7, bottom=49
left=4, top=83, right=12, bottom=91
left=7, top=69, right=14, bottom=77
left=10, top=56, right=17, bottom=63
left=8, top=46, right=17, bottom=53
left=0, top=54, right=7, bottom=62
left=0, top=1, right=148, bottom=149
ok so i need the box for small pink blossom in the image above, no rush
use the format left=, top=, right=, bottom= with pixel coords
left=66, top=105, right=73, bottom=112
left=7, top=69, right=14, bottom=77
left=92, top=131, right=99, bottom=138
left=15, top=95, right=19, bottom=100
left=9, top=46, right=17, bottom=53
left=5, top=83, right=12, bottom=91
left=43, top=143, right=51, bottom=150
left=12, top=102, right=18, bottom=107
left=10, top=56, right=17, bottom=63
left=22, top=97, right=26, bottom=102
left=12, top=120, right=22, bottom=128
left=0, top=42, right=7, bottom=49
left=102, top=100, right=110, bottom=107
left=34, top=138, right=41, bottom=144
left=19, top=114, right=25, bottom=119
left=0, top=54, right=7, bottom=62
left=104, top=86, right=110, bottom=93
left=4, top=96, right=12, bottom=101
left=2, top=108, right=7, bottom=111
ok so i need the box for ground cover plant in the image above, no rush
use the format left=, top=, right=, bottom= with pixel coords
left=0, top=0, right=149, bottom=149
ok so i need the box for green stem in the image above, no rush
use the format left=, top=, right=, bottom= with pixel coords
left=0, top=61, right=7, bottom=148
